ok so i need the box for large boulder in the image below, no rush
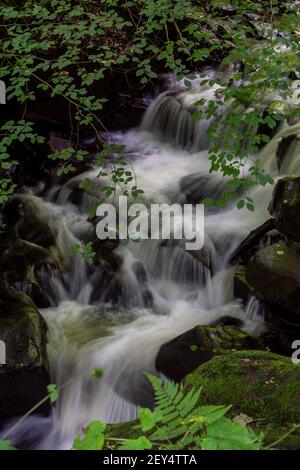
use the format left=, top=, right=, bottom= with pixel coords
left=269, top=176, right=300, bottom=241
left=245, top=240, right=300, bottom=317
left=155, top=324, right=260, bottom=382
left=0, top=281, right=50, bottom=420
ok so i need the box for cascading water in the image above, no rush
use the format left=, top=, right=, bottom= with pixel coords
left=4, top=73, right=300, bottom=449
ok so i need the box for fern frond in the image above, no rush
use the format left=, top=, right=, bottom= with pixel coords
left=145, top=373, right=202, bottom=445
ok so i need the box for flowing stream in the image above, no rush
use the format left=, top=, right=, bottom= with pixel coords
left=6, top=74, right=300, bottom=449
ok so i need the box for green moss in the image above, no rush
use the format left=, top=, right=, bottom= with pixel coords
left=184, top=350, right=300, bottom=428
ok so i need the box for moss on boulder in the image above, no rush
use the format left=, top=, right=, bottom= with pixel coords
left=184, top=350, right=300, bottom=448
left=0, top=281, right=50, bottom=420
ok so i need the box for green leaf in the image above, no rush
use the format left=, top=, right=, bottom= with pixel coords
left=200, top=417, right=263, bottom=450
left=119, top=436, right=152, bottom=450
left=0, top=439, right=16, bottom=450
left=72, top=421, right=106, bottom=450
left=69, top=244, right=80, bottom=256
left=139, top=408, right=162, bottom=432
left=264, top=115, right=277, bottom=129
left=47, top=384, right=58, bottom=404
left=90, top=368, right=103, bottom=379
left=192, top=111, right=202, bottom=122
left=196, top=405, right=232, bottom=424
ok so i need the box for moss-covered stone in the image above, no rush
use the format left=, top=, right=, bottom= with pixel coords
left=184, top=350, right=300, bottom=448
left=0, top=280, right=50, bottom=420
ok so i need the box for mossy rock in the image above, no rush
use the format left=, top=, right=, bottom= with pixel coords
left=0, top=281, right=50, bottom=420
left=184, top=350, right=300, bottom=449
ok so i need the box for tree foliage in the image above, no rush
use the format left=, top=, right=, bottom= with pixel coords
left=0, top=0, right=299, bottom=207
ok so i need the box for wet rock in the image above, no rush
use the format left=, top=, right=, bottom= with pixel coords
left=246, top=240, right=300, bottom=317
left=132, top=261, right=147, bottom=284
left=155, top=325, right=260, bottom=382
left=48, top=133, right=71, bottom=152
left=87, top=236, right=126, bottom=305
left=234, top=265, right=300, bottom=355
left=259, top=328, right=295, bottom=357
left=3, top=196, right=56, bottom=249
left=89, top=267, right=123, bottom=305
left=0, top=224, right=49, bottom=284
left=234, top=265, right=256, bottom=302
left=212, top=316, right=244, bottom=328
left=0, top=281, right=50, bottom=420
left=261, top=228, right=285, bottom=248
left=180, top=173, right=227, bottom=206
left=93, top=238, right=122, bottom=273
left=230, top=218, right=275, bottom=264
left=13, top=280, right=50, bottom=309
left=0, top=225, right=50, bottom=308
left=269, top=176, right=300, bottom=241
left=132, top=261, right=154, bottom=308
left=186, top=247, right=211, bottom=269
left=0, top=237, right=49, bottom=282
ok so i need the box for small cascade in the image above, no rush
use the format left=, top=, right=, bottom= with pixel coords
left=141, top=78, right=222, bottom=151
left=3, top=70, right=300, bottom=449
left=245, top=296, right=265, bottom=324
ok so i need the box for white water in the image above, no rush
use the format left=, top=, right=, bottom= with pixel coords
left=4, top=74, right=300, bottom=449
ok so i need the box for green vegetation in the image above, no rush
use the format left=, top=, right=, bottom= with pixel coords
left=72, top=372, right=299, bottom=450
left=1, top=364, right=299, bottom=450
left=0, top=0, right=299, bottom=208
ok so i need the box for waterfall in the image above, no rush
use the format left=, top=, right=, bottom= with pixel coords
left=3, top=73, right=300, bottom=449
